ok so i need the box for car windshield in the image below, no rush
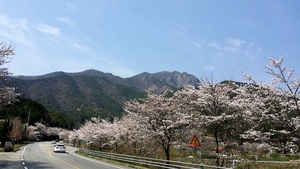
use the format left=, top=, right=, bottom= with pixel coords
left=56, top=145, right=65, bottom=148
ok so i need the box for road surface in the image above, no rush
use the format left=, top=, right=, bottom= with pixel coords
left=0, top=142, right=133, bottom=169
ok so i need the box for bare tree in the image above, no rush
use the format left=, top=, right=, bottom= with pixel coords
left=7, top=117, right=24, bottom=143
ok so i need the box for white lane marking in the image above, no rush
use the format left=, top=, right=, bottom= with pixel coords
left=21, top=146, right=28, bottom=169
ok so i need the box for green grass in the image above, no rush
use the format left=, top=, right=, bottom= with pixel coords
left=236, top=161, right=300, bottom=169
left=76, top=149, right=300, bottom=169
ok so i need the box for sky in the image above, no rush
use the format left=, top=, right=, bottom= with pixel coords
left=0, top=0, right=300, bottom=82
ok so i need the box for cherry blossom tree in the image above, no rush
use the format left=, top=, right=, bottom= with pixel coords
left=27, top=125, right=40, bottom=140
left=74, top=116, right=146, bottom=154
left=0, top=43, right=18, bottom=105
left=180, top=78, right=244, bottom=166
left=33, top=122, right=51, bottom=138
left=95, top=118, right=130, bottom=153
left=72, top=117, right=116, bottom=149
left=28, top=122, right=68, bottom=141
left=48, top=127, right=70, bottom=141
left=120, top=108, right=159, bottom=156
left=74, top=118, right=98, bottom=144
left=241, top=57, right=300, bottom=153
left=266, top=57, right=300, bottom=116
left=124, top=88, right=192, bottom=160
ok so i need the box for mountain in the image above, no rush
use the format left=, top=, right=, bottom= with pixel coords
left=7, top=70, right=200, bottom=122
left=127, top=71, right=200, bottom=92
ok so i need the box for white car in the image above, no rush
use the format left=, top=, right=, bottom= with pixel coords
left=53, top=143, right=66, bottom=153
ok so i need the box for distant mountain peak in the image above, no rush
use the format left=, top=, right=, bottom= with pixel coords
left=128, top=71, right=199, bottom=92
left=78, top=69, right=103, bottom=75
left=73, top=69, right=120, bottom=79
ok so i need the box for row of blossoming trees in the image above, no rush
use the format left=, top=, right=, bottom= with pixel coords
left=69, top=57, right=300, bottom=163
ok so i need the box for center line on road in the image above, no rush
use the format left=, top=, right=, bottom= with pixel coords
left=42, top=147, right=80, bottom=169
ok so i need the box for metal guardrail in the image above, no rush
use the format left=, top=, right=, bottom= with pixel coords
left=234, top=159, right=300, bottom=165
left=78, top=148, right=233, bottom=169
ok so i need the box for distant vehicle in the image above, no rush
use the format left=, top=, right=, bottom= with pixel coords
left=51, top=140, right=57, bottom=144
left=3, top=141, right=13, bottom=152
left=53, top=143, right=66, bottom=153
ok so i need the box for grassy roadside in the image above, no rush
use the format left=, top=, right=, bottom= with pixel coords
left=0, top=142, right=31, bottom=152
left=76, top=150, right=300, bottom=169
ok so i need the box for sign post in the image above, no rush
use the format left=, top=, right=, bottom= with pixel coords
left=189, top=135, right=201, bottom=163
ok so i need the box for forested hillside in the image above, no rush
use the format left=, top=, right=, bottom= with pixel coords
left=5, top=70, right=199, bottom=125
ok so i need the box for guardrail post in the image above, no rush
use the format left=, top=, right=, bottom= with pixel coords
left=232, top=160, right=236, bottom=169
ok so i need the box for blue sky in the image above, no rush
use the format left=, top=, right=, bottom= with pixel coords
left=0, top=0, right=299, bottom=82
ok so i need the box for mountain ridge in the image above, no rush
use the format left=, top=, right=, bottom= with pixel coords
left=8, top=69, right=200, bottom=122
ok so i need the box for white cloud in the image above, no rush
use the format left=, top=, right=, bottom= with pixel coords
left=0, top=12, right=33, bottom=47
left=226, top=38, right=246, bottom=52
left=227, top=38, right=245, bottom=47
left=72, top=43, right=88, bottom=51
left=58, top=16, right=76, bottom=28
left=203, top=65, right=216, bottom=72
left=0, top=12, right=49, bottom=76
left=191, top=42, right=202, bottom=49
left=210, top=38, right=248, bottom=53
left=210, top=42, right=223, bottom=50
left=35, top=24, right=60, bottom=36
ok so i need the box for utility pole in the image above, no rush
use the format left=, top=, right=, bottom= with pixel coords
left=26, top=109, right=31, bottom=141
left=27, top=109, right=31, bottom=126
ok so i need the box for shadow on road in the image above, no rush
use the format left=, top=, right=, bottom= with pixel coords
left=0, top=159, right=23, bottom=169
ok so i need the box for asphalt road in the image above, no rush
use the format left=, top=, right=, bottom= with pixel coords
left=0, top=142, right=133, bottom=169
left=0, top=149, right=22, bottom=169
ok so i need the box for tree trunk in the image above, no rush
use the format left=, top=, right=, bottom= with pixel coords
left=165, top=146, right=170, bottom=161
left=163, top=144, right=171, bottom=164
left=214, top=127, right=220, bottom=166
